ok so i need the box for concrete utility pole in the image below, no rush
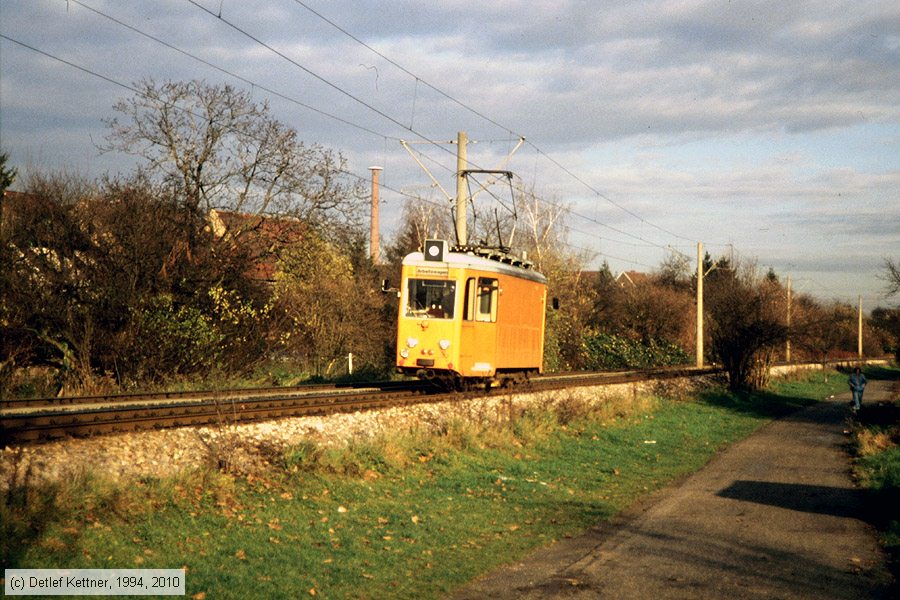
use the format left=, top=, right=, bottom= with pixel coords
left=858, top=295, right=864, bottom=358
left=401, top=131, right=522, bottom=249
left=368, top=166, right=382, bottom=263
left=455, top=131, right=468, bottom=246
left=786, top=276, right=792, bottom=362
left=696, top=241, right=704, bottom=368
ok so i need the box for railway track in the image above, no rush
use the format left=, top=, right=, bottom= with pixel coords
left=1, top=367, right=718, bottom=445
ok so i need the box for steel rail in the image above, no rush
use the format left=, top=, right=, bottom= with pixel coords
left=1, top=358, right=886, bottom=445
left=0, top=384, right=433, bottom=444
left=0, top=366, right=720, bottom=445
left=0, top=379, right=425, bottom=410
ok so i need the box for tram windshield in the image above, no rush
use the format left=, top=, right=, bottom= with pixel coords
left=406, top=279, right=456, bottom=319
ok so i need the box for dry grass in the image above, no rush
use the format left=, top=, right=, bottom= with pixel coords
left=269, top=386, right=666, bottom=481
left=856, top=429, right=897, bottom=457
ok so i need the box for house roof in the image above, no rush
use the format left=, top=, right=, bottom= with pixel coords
left=615, top=270, right=651, bottom=287
left=208, top=209, right=305, bottom=283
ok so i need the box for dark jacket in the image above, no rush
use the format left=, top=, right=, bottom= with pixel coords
left=849, top=372, right=867, bottom=392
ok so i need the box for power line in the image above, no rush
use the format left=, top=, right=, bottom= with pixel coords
left=184, top=0, right=466, bottom=167
left=6, top=3, right=695, bottom=267
left=44, top=0, right=694, bottom=253
left=11, top=3, right=475, bottom=213
left=4, top=17, right=868, bottom=295
left=65, top=0, right=391, bottom=141
left=334, top=165, right=657, bottom=270
left=1, top=33, right=144, bottom=103
left=290, top=0, right=515, bottom=136
left=509, top=180, right=672, bottom=251
left=288, top=0, right=696, bottom=245
left=522, top=141, right=695, bottom=243
left=1, top=33, right=419, bottom=211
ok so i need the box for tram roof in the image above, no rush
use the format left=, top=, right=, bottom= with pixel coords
left=402, top=250, right=548, bottom=285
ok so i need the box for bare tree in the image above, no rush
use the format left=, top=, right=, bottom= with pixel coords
left=655, top=249, right=692, bottom=291
left=882, top=258, right=900, bottom=299
left=508, top=188, right=598, bottom=369
left=870, top=306, right=900, bottom=361
left=515, top=185, right=569, bottom=272
left=384, top=195, right=455, bottom=266
left=706, top=262, right=789, bottom=390
left=102, top=79, right=363, bottom=229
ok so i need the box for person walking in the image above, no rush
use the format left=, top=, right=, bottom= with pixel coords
left=849, top=367, right=867, bottom=411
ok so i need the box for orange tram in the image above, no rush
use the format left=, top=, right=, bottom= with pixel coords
left=394, top=239, right=548, bottom=389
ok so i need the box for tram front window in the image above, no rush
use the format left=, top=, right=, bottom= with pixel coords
left=406, top=279, right=456, bottom=319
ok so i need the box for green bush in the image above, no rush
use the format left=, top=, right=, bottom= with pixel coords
left=132, top=295, right=224, bottom=379
left=857, top=446, right=900, bottom=517
left=583, top=333, right=690, bottom=370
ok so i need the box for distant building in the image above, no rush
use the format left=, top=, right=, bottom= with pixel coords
left=615, top=270, right=650, bottom=288
left=207, top=209, right=305, bottom=285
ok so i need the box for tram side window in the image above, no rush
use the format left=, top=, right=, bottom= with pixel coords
left=406, top=279, right=455, bottom=319
left=476, top=277, right=498, bottom=322
left=464, top=278, right=476, bottom=321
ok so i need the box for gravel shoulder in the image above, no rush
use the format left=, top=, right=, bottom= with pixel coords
left=452, top=379, right=897, bottom=600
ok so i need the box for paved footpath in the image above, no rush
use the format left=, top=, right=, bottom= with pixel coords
left=453, top=379, right=896, bottom=599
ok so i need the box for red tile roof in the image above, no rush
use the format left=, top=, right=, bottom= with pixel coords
left=208, top=209, right=305, bottom=283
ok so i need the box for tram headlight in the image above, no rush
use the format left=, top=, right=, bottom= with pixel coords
left=439, top=339, right=451, bottom=350
left=406, top=337, right=419, bottom=348
left=399, top=348, right=409, bottom=358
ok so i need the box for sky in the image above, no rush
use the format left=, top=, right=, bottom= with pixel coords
left=1, top=0, right=898, bottom=309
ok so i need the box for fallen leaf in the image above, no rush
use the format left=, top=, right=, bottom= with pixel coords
left=235, top=549, right=247, bottom=560
left=337, top=506, right=348, bottom=513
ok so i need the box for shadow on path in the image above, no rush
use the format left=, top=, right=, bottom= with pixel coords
left=718, top=480, right=870, bottom=521
left=451, top=378, right=898, bottom=600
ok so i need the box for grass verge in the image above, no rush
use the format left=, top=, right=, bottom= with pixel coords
left=3, top=371, right=847, bottom=599
left=848, top=365, right=900, bottom=587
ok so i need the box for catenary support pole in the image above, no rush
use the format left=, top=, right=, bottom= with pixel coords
left=696, top=241, right=704, bottom=368
left=858, top=295, right=863, bottom=358
left=786, top=276, right=792, bottom=362
left=455, top=131, right=468, bottom=246
left=369, top=166, right=382, bottom=264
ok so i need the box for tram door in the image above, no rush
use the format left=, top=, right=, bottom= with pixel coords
left=460, top=276, right=498, bottom=376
